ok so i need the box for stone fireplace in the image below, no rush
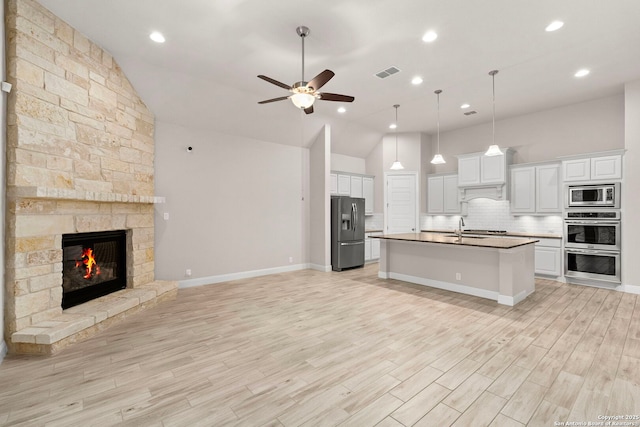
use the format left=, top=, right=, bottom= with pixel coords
left=4, top=0, right=177, bottom=354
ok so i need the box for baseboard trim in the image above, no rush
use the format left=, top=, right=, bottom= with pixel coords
left=179, top=263, right=309, bottom=288
left=388, top=272, right=500, bottom=303
left=309, top=264, right=332, bottom=272
left=0, top=340, right=7, bottom=364
left=620, top=284, right=640, bottom=295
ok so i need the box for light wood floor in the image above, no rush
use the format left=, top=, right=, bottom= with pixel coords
left=1, top=263, right=639, bottom=426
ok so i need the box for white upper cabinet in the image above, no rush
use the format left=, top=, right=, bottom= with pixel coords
left=457, top=156, right=481, bottom=186
left=350, top=175, right=363, bottom=198
left=427, top=176, right=445, bottom=213
left=481, top=154, right=506, bottom=184
left=427, top=174, right=460, bottom=214
left=510, top=163, right=561, bottom=214
left=457, top=149, right=512, bottom=201
left=536, top=164, right=561, bottom=213
left=363, top=177, right=374, bottom=215
left=591, top=155, right=622, bottom=181
left=457, top=150, right=511, bottom=187
left=563, top=158, right=590, bottom=182
left=510, top=166, right=536, bottom=213
left=330, top=173, right=338, bottom=195
left=443, top=175, right=460, bottom=213
left=337, top=174, right=351, bottom=195
left=562, top=153, right=622, bottom=182
left=331, top=171, right=375, bottom=214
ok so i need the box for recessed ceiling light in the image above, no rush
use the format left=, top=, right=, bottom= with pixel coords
left=411, top=76, right=423, bottom=85
left=337, top=107, right=346, bottom=113
left=460, top=103, right=470, bottom=109
left=149, top=31, right=165, bottom=43
left=545, top=21, right=564, bottom=32
left=574, top=69, right=590, bottom=77
left=389, top=123, right=397, bottom=129
left=422, top=31, right=438, bottom=43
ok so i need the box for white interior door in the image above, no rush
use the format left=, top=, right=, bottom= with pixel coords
left=385, top=172, right=419, bottom=234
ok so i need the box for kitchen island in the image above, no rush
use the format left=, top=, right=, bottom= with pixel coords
left=370, top=232, right=538, bottom=306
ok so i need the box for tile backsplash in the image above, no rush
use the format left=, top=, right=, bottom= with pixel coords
left=422, top=199, right=563, bottom=235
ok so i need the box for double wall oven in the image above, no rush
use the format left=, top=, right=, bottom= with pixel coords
left=564, top=211, right=621, bottom=284
left=564, top=182, right=621, bottom=285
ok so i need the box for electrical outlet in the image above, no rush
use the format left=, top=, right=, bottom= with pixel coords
left=163, top=212, right=169, bottom=220
left=185, top=269, right=192, bottom=277
left=289, top=257, right=293, bottom=264
left=456, top=272, right=461, bottom=281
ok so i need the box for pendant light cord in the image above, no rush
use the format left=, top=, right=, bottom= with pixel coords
left=436, top=90, right=441, bottom=152
left=395, top=105, right=399, bottom=161
left=490, top=70, right=498, bottom=146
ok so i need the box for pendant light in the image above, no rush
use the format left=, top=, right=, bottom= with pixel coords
left=485, top=69, right=504, bottom=157
left=430, top=89, right=446, bottom=164
left=390, top=104, right=404, bottom=170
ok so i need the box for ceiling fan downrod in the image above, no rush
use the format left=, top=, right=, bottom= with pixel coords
left=296, top=26, right=310, bottom=84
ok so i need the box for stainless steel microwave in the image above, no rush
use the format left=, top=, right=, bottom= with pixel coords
left=566, top=183, right=620, bottom=208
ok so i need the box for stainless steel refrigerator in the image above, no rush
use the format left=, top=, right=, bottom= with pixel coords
left=331, top=196, right=365, bottom=271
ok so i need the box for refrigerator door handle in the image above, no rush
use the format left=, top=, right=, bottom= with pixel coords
left=351, top=203, right=356, bottom=231
left=354, top=203, right=358, bottom=234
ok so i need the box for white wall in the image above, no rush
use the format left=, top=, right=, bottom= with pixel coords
left=331, top=153, right=365, bottom=175
left=154, top=121, right=307, bottom=282
left=1, top=0, right=7, bottom=363
left=309, top=126, right=331, bottom=270
left=432, top=95, right=624, bottom=173
left=623, top=81, right=640, bottom=289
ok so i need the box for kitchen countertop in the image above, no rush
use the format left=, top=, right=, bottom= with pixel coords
left=422, top=229, right=562, bottom=239
left=365, top=229, right=383, bottom=233
left=371, top=232, right=538, bottom=249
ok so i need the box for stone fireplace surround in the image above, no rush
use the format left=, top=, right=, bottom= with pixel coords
left=4, top=0, right=177, bottom=354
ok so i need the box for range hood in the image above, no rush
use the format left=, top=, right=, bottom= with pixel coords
left=456, top=148, right=512, bottom=202
left=459, top=184, right=507, bottom=201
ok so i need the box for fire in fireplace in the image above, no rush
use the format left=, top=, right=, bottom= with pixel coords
left=62, top=230, right=127, bottom=309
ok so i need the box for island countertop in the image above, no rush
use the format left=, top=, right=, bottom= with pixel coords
left=370, top=232, right=538, bottom=249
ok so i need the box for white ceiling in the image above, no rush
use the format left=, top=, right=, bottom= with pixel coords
left=38, top=0, right=640, bottom=158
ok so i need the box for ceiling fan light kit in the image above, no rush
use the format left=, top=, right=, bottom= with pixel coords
left=257, top=26, right=354, bottom=114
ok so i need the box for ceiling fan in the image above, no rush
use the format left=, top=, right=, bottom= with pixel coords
left=257, top=26, right=355, bottom=114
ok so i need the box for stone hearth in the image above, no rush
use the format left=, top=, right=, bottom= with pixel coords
left=4, top=0, right=176, bottom=354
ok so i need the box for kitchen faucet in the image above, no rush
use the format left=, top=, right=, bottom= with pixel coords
left=456, top=217, right=465, bottom=238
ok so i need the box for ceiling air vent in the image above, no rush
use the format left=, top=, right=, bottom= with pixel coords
left=375, top=66, right=401, bottom=79
left=464, top=110, right=477, bottom=116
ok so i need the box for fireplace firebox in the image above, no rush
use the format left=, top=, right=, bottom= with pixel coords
left=62, top=230, right=127, bottom=309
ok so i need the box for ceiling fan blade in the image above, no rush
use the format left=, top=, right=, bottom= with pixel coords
left=258, top=96, right=290, bottom=104
left=307, top=69, right=335, bottom=91
left=318, top=92, right=355, bottom=102
left=304, top=105, right=314, bottom=114
left=258, top=75, right=292, bottom=90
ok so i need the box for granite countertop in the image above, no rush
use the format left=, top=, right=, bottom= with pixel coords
left=422, top=229, right=562, bottom=239
left=365, top=229, right=384, bottom=233
left=370, top=232, right=538, bottom=249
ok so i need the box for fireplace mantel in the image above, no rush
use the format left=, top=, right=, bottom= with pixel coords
left=8, top=186, right=166, bottom=204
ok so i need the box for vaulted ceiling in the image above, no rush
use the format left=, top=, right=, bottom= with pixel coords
left=39, top=0, right=640, bottom=158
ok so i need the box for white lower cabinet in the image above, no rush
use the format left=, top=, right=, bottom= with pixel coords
left=365, top=232, right=381, bottom=261
left=535, top=238, right=562, bottom=277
